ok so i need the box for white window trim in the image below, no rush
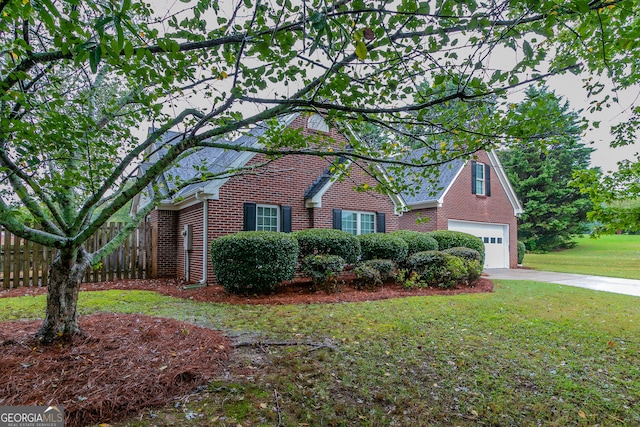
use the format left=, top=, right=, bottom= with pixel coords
left=256, top=204, right=280, bottom=232
left=475, top=162, right=486, bottom=196
left=342, top=210, right=376, bottom=235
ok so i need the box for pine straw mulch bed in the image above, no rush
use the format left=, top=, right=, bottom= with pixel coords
left=0, top=275, right=494, bottom=304
left=0, top=313, right=230, bottom=427
left=0, top=277, right=493, bottom=427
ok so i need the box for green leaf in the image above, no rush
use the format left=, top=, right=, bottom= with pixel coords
left=89, top=45, right=102, bottom=73
left=35, top=0, right=61, bottom=18
left=523, top=40, right=533, bottom=58
left=120, top=0, right=132, bottom=13
left=123, top=41, right=134, bottom=58
left=575, top=0, right=590, bottom=13
left=355, top=40, right=368, bottom=61
left=115, top=17, right=125, bottom=51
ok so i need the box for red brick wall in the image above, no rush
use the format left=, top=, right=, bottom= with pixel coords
left=150, top=209, right=177, bottom=278
left=313, top=165, right=400, bottom=231
left=176, top=202, right=204, bottom=283
left=398, top=208, right=438, bottom=232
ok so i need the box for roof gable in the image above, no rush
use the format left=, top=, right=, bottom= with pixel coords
left=398, top=148, right=523, bottom=216
left=398, top=148, right=466, bottom=207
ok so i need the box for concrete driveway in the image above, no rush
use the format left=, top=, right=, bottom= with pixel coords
left=486, top=268, right=640, bottom=297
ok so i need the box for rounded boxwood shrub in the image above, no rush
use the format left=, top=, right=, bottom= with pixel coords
left=426, top=230, right=485, bottom=263
left=294, top=229, right=361, bottom=264
left=407, top=250, right=467, bottom=289
left=210, top=231, right=298, bottom=295
left=465, top=259, right=483, bottom=282
left=300, top=254, right=345, bottom=292
left=359, top=259, right=396, bottom=280
left=442, top=247, right=482, bottom=263
left=442, top=247, right=483, bottom=283
left=358, top=233, right=408, bottom=263
left=353, top=264, right=382, bottom=290
left=390, top=230, right=439, bottom=255
left=517, top=241, right=526, bottom=264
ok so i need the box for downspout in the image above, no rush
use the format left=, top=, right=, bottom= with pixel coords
left=196, top=191, right=209, bottom=285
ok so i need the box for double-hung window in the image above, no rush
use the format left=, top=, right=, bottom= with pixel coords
left=256, top=205, right=279, bottom=231
left=474, top=162, right=485, bottom=195
left=471, top=161, right=491, bottom=196
left=340, top=210, right=376, bottom=235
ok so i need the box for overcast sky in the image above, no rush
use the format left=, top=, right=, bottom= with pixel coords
left=545, top=73, right=638, bottom=173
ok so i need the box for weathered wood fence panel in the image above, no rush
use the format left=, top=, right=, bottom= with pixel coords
left=0, top=222, right=153, bottom=289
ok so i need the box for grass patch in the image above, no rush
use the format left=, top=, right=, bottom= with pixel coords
left=524, top=234, right=640, bottom=279
left=2, top=283, right=640, bottom=426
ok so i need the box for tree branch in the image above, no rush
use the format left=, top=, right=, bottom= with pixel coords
left=71, top=108, right=206, bottom=234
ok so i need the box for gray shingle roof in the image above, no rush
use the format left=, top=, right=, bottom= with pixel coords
left=395, top=148, right=465, bottom=205
left=149, top=123, right=269, bottom=199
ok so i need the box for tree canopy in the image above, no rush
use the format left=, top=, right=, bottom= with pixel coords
left=500, top=86, right=596, bottom=252
left=1, top=0, right=639, bottom=341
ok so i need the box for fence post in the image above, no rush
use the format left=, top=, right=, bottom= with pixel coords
left=2, top=227, right=10, bottom=289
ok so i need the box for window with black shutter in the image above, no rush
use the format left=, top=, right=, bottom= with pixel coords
left=471, top=161, right=491, bottom=196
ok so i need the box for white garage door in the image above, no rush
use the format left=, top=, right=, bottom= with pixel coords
left=448, top=220, right=509, bottom=269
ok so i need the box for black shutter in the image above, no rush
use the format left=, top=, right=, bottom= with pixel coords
left=471, top=161, right=477, bottom=194
left=376, top=212, right=386, bottom=233
left=485, top=164, right=491, bottom=196
left=243, top=202, right=256, bottom=231
left=281, top=206, right=292, bottom=233
left=332, top=209, right=342, bottom=230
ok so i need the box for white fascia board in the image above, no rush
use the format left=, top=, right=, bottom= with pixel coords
left=407, top=200, right=441, bottom=210
left=487, top=150, right=524, bottom=216
left=437, top=161, right=466, bottom=205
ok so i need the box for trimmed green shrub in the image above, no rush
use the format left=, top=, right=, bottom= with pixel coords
left=300, top=254, right=345, bottom=293
left=353, top=264, right=382, bottom=290
left=442, top=247, right=483, bottom=283
left=517, top=241, right=526, bottom=264
left=390, top=230, right=439, bottom=255
left=407, top=250, right=467, bottom=289
left=427, top=230, right=485, bottom=263
left=359, top=259, right=396, bottom=280
left=210, top=231, right=298, bottom=295
left=358, top=233, right=409, bottom=263
left=465, top=259, right=483, bottom=282
left=442, top=247, right=482, bottom=263
left=294, top=229, right=361, bottom=264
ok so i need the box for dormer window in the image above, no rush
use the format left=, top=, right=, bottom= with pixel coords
left=307, top=114, right=330, bottom=133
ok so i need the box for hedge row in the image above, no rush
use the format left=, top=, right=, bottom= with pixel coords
left=210, top=229, right=485, bottom=294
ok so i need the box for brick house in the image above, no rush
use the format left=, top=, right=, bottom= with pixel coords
left=133, top=113, right=522, bottom=284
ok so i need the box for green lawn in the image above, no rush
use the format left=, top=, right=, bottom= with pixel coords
left=523, top=234, right=640, bottom=279
left=3, top=281, right=640, bottom=426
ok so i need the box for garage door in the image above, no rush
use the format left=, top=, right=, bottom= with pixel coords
left=447, top=220, right=509, bottom=269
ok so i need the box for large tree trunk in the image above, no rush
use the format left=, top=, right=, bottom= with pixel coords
left=36, top=247, right=91, bottom=343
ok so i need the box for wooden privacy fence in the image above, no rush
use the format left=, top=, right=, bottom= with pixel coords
left=0, top=222, right=154, bottom=289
